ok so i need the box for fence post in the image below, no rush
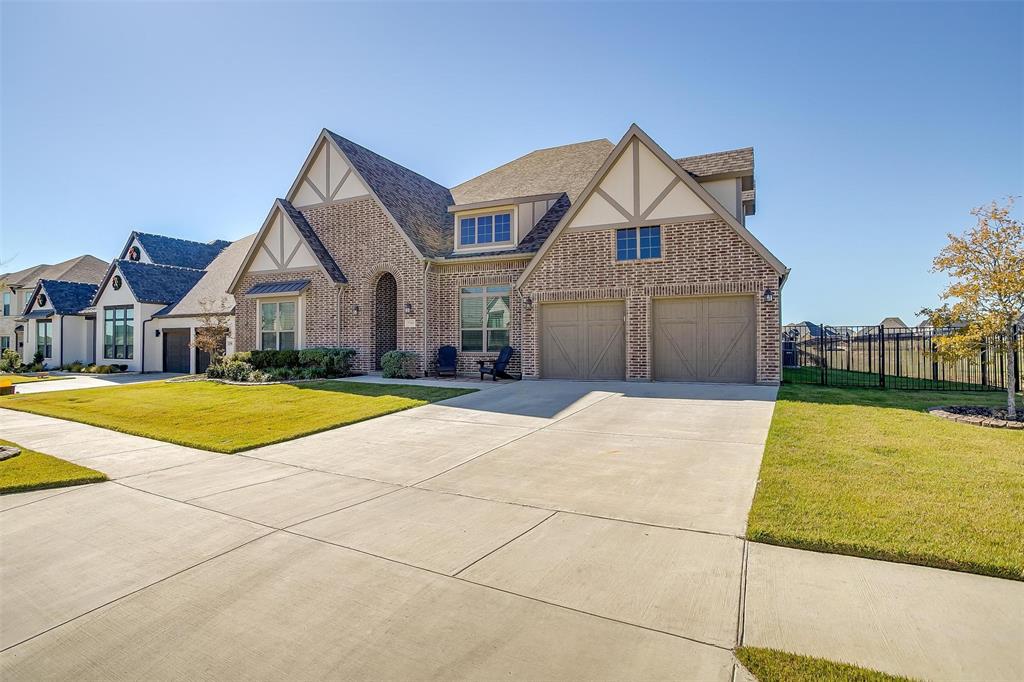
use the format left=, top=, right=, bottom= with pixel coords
left=980, top=344, right=987, bottom=388
left=868, top=333, right=873, bottom=373
left=931, top=338, right=939, bottom=383
left=1015, top=325, right=1021, bottom=393
left=819, top=324, right=826, bottom=386
left=878, top=325, right=886, bottom=388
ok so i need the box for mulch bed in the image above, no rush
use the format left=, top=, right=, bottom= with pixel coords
left=928, top=405, right=1024, bottom=430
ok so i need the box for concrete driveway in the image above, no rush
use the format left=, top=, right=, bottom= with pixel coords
left=1, top=380, right=776, bottom=680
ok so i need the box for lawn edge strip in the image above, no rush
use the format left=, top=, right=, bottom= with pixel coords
left=735, top=646, right=919, bottom=682
left=746, top=531, right=1022, bottom=582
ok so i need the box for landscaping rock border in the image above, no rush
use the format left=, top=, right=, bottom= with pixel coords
left=0, top=446, right=22, bottom=461
left=927, top=406, right=1024, bottom=430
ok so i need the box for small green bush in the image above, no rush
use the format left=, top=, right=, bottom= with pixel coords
left=230, top=351, right=252, bottom=364
left=94, top=365, right=114, bottom=375
left=222, top=360, right=256, bottom=382
left=265, top=367, right=294, bottom=382
left=0, top=349, right=22, bottom=373
left=380, top=350, right=419, bottom=379
left=32, top=351, right=44, bottom=366
left=249, top=349, right=300, bottom=369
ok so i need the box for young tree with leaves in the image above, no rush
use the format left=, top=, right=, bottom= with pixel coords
left=192, top=297, right=232, bottom=369
left=921, top=197, right=1023, bottom=417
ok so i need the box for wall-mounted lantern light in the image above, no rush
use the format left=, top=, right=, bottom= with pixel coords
left=762, top=288, right=775, bottom=304
left=155, top=329, right=161, bottom=338
left=404, top=302, right=414, bottom=315
left=351, top=304, right=360, bottom=315
left=523, top=296, right=534, bottom=309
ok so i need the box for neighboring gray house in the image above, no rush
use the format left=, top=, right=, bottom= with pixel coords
left=1, top=255, right=107, bottom=360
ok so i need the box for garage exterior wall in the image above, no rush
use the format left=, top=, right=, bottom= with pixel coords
left=520, top=217, right=781, bottom=384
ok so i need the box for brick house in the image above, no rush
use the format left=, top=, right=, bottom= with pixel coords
left=229, top=124, right=789, bottom=384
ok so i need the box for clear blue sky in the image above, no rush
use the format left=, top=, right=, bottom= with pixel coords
left=2, top=1, right=1021, bottom=325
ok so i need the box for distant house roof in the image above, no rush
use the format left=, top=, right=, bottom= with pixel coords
left=675, top=147, right=754, bottom=178
left=783, top=321, right=840, bottom=338
left=115, top=260, right=208, bottom=306
left=244, top=280, right=311, bottom=296
left=2, top=255, right=107, bottom=288
left=450, top=139, right=614, bottom=207
left=279, top=200, right=347, bottom=283
left=34, top=280, right=99, bottom=315
left=328, top=131, right=454, bottom=259
left=156, top=235, right=257, bottom=317
left=133, top=232, right=231, bottom=270
left=878, top=316, right=908, bottom=329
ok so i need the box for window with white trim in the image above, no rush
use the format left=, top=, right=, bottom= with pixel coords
left=460, top=286, right=511, bottom=352
left=36, top=320, right=53, bottom=359
left=2, top=292, right=10, bottom=317
left=459, top=211, right=513, bottom=248
left=1, top=336, right=10, bottom=351
left=260, top=300, right=297, bottom=350
left=104, top=306, right=134, bottom=359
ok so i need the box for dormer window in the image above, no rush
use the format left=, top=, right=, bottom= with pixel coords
left=459, top=211, right=512, bottom=248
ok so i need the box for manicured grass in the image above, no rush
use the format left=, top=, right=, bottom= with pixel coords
left=0, top=439, right=107, bottom=495
left=1, top=374, right=69, bottom=385
left=736, top=647, right=915, bottom=682
left=0, top=380, right=474, bottom=454
left=783, top=366, right=995, bottom=392
left=748, top=384, right=1023, bottom=580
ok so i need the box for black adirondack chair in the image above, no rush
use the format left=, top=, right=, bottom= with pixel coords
left=436, top=345, right=458, bottom=377
left=479, top=346, right=514, bottom=381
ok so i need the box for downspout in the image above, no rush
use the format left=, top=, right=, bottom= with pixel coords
left=140, top=311, right=157, bottom=373
left=337, top=285, right=343, bottom=347
left=423, top=261, right=430, bottom=377
left=58, top=315, right=64, bottom=368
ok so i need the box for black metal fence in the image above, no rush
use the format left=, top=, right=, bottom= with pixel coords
left=782, top=324, right=1021, bottom=391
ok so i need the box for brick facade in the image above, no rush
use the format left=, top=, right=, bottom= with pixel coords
left=519, top=218, right=782, bottom=384
left=234, top=203, right=781, bottom=384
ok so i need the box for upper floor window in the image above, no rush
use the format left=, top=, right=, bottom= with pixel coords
left=616, top=226, right=661, bottom=261
left=104, top=306, right=134, bottom=359
left=2, top=292, right=10, bottom=316
left=260, top=300, right=297, bottom=350
left=459, top=212, right=512, bottom=247
left=23, top=291, right=32, bottom=310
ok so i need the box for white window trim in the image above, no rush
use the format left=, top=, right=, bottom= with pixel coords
left=459, top=286, right=512, bottom=354
left=454, top=206, right=517, bottom=253
left=257, top=296, right=303, bottom=350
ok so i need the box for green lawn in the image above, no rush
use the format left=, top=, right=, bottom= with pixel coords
left=736, top=647, right=915, bottom=682
left=2, top=374, right=69, bottom=385
left=748, top=384, right=1023, bottom=580
left=783, top=366, right=997, bottom=392
left=0, top=380, right=473, bottom=454
left=0, top=439, right=107, bottom=495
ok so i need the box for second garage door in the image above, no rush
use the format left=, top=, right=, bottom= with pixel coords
left=541, top=301, right=625, bottom=380
left=162, top=329, right=191, bottom=374
left=653, top=295, right=755, bottom=383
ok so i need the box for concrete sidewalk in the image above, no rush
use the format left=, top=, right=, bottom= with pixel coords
left=11, top=373, right=181, bottom=395
left=1, top=381, right=1021, bottom=680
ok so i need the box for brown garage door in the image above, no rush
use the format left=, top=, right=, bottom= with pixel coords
left=653, top=296, right=755, bottom=383
left=162, top=329, right=190, bottom=374
left=541, top=301, right=625, bottom=380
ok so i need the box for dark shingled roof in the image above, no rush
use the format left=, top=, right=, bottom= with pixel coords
left=442, top=194, right=571, bottom=260
left=278, top=200, right=347, bottom=283
left=328, top=131, right=454, bottom=258
left=36, top=280, right=99, bottom=315
left=116, top=260, right=208, bottom=305
left=134, top=232, right=231, bottom=270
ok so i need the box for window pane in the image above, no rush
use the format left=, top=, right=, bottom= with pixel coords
left=105, top=320, right=114, bottom=346
left=485, top=295, right=510, bottom=329
left=460, top=287, right=483, bottom=295
left=114, top=318, right=125, bottom=346
left=487, top=329, right=509, bottom=352
left=126, top=344, right=133, bottom=360
left=260, top=303, right=276, bottom=331
left=639, top=226, right=661, bottom=259
left=126, top=308, right=134, bottom=322
left=616, top=228, right=637, bottom=261
left=460, top=217, right=476, bottom=245
left=494, top=213, right=511, bottom=242
left=125, top=315, right=134, bottom=349
left=461, top=296, right=483, bottom=328
left=279, top=331, right=296, bottom=350
left=278, top=302, right=296, bottom=331
left=105, top=344, right=114, bottom=358
left=461, top=329, right=483, bottom=352
left=261, top=332, right=277, bottom=350
left=477, top=215, right=493, bottom=243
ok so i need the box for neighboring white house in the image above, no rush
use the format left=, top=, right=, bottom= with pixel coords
left=91, top=232, right=230, bottom=372
left=149, top=234, right=255, bottom=373
left=19, top=280, right=100, bottom=367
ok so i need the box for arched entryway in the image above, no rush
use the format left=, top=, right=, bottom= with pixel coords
left=374, top=272, right=398, bottom=369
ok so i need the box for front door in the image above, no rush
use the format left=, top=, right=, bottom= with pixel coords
left=374, top=273, right=398, bottom=369
left=162, top=329, right=190, bottom=373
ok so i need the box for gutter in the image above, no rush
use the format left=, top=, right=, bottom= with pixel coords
left=58, top=315, right=64, bottom=368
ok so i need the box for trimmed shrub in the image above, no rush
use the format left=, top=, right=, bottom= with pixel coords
left=0, top=349, right=22, bottom=373
left=33, top=351, right=44, bottom=366
left=249, top=349, right=300, bottom=370
left=298, top=348, right=357, bottom=376
left=223, top=360, right=256, bottom=382
left=249, top=370, right=271, bottom=383
left=380, top=350, right=419, bottom=379
left=265, top=367, right=294, bottom=382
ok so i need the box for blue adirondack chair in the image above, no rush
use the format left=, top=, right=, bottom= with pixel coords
left=436, top=345, right=458, bottom=377
left=480, top=346, right=514, bottom=381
